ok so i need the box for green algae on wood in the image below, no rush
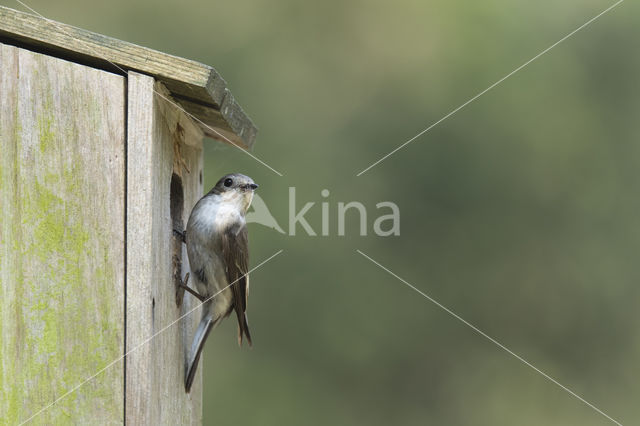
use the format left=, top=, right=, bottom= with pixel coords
left=0, top=43, right=125, bottom=424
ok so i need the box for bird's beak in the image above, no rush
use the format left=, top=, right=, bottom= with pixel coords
left=241, top=183, right=259, bottom=191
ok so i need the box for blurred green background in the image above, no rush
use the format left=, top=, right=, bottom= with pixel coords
left=22, top=0, right=639, bottom=424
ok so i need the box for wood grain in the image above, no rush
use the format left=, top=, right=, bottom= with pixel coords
left=126, top=72, right=204, bottom=425
left=0, top=43, right=125, bottom=424
left=179, top=96, right=259, bottom=148
left=0, top=5, right=257, bottom=149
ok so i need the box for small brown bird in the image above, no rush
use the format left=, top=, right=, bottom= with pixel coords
left=183, top=173, right=258, bottom=392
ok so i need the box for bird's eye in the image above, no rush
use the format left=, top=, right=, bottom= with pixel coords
left=223, top=178, right=233, bottom=187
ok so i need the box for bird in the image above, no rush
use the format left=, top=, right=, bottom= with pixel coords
left=182, top=173, right=258, bottom=393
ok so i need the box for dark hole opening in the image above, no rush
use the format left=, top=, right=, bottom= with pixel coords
left=171, top=173, right=184, bottom=231
left=171, top=173, right=185, bottom=306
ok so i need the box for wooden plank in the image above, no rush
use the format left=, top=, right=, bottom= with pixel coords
left=179, top=95, right=258, bottom=147
left=0, top=5, right=257, bottom=149
left=0, top=43, right=125, bottom=424
left=126, top=72, right=203, bottom=424
left=155, top=83, right=205, bottom=148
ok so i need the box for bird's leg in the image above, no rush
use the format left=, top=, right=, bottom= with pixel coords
left=173, top=228, right=187, bottom=243
left=178, top=273, right=207, bottom=302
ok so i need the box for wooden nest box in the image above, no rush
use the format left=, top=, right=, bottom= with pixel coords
left=0, top=6, right=257, bottom=424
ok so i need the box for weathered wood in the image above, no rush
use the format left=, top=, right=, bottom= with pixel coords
left=155, top=83, right=205, bottom=148
left=126, top=72, right=204, bottom=424
left=0, top=5, right=258, bottom=149
left=179, top=96, right=259, bottom=148
left=0, top=43, right=125, bottom=424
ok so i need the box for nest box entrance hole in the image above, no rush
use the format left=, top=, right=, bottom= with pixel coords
left=171, top=173, right=186, bottom=306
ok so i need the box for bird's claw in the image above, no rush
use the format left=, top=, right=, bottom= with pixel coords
left=179, top=273, right=206, bottom=302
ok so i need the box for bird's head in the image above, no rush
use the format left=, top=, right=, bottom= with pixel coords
left=211, top=173, right=258, bottom=214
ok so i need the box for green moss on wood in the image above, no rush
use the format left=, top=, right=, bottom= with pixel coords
left=38, top=113, right=54, bottom=154
left=14, top=170, right=119, bottom=423
left=1, top=50, right=124, bottom=424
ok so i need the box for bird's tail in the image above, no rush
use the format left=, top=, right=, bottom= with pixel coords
left=185, top=315, right=217, bottom=393
left=236, top=310, right=252, bottom=347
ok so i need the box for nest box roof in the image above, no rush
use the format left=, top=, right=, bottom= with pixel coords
left=0, top=6, right=257, bottom=149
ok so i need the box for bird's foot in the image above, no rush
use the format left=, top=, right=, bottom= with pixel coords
left=179, top=273, right=206, bottom=302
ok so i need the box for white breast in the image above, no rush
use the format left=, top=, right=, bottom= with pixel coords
left=185, top=193, right=246, bottom=317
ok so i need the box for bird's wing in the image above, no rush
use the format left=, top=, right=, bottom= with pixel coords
left=220, top=222, right=252, bottom=346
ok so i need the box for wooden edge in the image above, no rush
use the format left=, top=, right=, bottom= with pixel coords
left=0, top=5, right=257, bottom=149
left=177, top=96, right=258, bottom=150
left=126, top=71, right=204, bottom=423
